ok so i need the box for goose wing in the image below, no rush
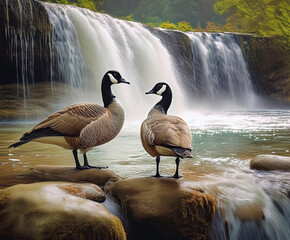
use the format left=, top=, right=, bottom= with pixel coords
left=143, top=115, right=191, bottom=149
left=31, top=103, right=106, bottom=136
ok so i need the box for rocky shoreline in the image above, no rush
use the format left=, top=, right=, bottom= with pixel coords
left=1, top=154, right=289, bottom=240
left=0, top=165, right=216, bottom=240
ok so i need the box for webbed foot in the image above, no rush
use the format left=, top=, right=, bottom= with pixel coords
left=85, top=165, right=108, bottom=169
left=76, top=165, right=91, bottom=170
left=171, top=173, right=182, bottom=179
left=151, top=173, right=162, bottom=178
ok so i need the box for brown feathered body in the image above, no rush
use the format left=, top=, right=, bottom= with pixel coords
left=141, top=108, right=192, bottom=158
left=28, top=100, right=124, bottom=153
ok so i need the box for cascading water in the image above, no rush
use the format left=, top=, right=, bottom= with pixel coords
left=40, top=3, right=260, bottom=119
left=44, top=5, right=87, bottom=90
left=2, top=1, right=260, bottom=119
left=3, top=0, right=35, bottom=109
left=186, top=32, right=257, bottom=108
left=42, top=3, right=185, bottom=120
left=206, top=170, right=290, bottom=240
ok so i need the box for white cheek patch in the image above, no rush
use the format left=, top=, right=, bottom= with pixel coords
left=157, top=85, right=166, bottom=95
left=108, top=73, right=118, bottom=84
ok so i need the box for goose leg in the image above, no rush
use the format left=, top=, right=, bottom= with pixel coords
left=83, top=153, right=108, bottom=169
left=73, top=149, right=86, bottom=169
left=172, top=157, right=182, bottom=179
left=83, top=153, right=90, bottom=167
left=152, top=156, right=161, bottom=178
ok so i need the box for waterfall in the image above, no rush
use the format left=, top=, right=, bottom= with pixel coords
left=186, top=32, right=257, bottom=108
left=41, top=3, right=258, bottom=121
left=2, top=1, right=259, bottom=120
left=3, top=0, right=35, bottom=112
left=42, top=3, right=185, bottom=121
left=206, top=171, right=290, bottom=240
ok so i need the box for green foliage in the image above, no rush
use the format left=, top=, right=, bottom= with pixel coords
left=145, top=16, right=164, bottom=26
left=40, top=0, right=103, bottom=11
left=159, top=21, right=194, bottom=32
left=206, top=21, right=217, bottom=31
left=101, top=0, right=226, bottom=28
left=177, top=21, right=194, bottom=32
left=124, top=14, right=134, bottom=21
left=214, top=0, right=290, bottom=39
left=159, top=21, right=178, bottom=30
left=41, top=0, right=290, bottom=51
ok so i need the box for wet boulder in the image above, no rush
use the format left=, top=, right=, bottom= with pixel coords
left=0, top=0, right=53, bottom=85
left=250, top=155, right=290, bottom=171
left=27, top=165, right=121, bottom=187
left=0, top=182, right=126, bottom=240
left=107, top=177, right=216, bottom=240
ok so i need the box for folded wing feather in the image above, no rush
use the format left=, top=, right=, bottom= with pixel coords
left=30, top=103, right=106, bottom=137
left=144, top=114, right=191, bottom=149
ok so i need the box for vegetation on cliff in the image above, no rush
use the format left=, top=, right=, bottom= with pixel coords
left=215, top=0, right=289, bottom=37
left=41, top=0, right=289, bottom=45
left=39, top=0, right=103, bottom=12
left=101, top=0, right=289, bottom=53
left=215, top=0, right=289, bottom=45
left=100, top=0, right=225, bottom=29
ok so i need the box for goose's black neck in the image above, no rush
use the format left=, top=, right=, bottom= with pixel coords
left=154, top=87, right=172, bottom=114
left=101, top=76, right=115, bottom=108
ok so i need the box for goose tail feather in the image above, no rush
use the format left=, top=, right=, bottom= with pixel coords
left=9, top=127, right=66, bottom=148
left=171, top=147, right=193, bottom=158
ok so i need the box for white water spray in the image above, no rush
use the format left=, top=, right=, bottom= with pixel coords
left=187, top=32, right=257, bottom=109
left=43, top=3, right=185, bottom=121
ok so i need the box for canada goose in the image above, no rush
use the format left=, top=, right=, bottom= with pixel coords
left=141, top=82, right=192, bottom=179
left=9, top=70, right=130, bottom=170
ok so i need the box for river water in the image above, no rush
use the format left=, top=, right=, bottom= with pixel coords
left=1, top=110, right=289, bottom=182
left=1, top=111, right=290, bottom=239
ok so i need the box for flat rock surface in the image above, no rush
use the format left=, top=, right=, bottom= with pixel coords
left=107, top=177, right=216, bottom=240
left=250, top=155, right=290, bottom=171
left=26, top=165, right=121, bottom=187
left=0, top=182, right=126, bottom=240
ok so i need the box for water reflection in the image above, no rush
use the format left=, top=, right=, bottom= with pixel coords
left=1, top=110, right=289, bottom=189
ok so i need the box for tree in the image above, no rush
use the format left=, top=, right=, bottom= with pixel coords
left=124, top=14, right=134, bottom=21
left=159, top=21, right=178, bottom=30
left=214, top=0, right=290, bottom=39
left=101, top=0, right=226, bottom=28
left=222, top=22, right=236, bottom=32
left=196, top=22, right=202, bottom=31
left=177, top=21, right=194, bottom=32
left=206, top=21, right=217, bottom=31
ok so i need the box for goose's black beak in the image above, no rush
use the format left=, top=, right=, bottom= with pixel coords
left=119, top=78, right=130, bottom=84
left=145, top=89, right=155, bottom=94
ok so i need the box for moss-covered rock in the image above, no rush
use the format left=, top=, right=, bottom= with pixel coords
left=0, top=182, right=126, bottom=240
left=107, top=177, right=216, bottom=240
